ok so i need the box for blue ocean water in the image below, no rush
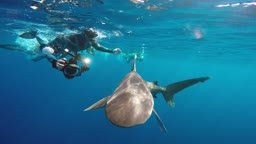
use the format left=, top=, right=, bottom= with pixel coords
left=0, top=0, right=256, bottom=144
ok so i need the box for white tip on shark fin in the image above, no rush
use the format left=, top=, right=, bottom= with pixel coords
left=153, top=109, right=167, bottom=133
left=84, top=96, right=109, bottom=111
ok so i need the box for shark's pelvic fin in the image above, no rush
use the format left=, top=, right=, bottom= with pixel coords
left=84, top=96, right=110, bottom=111
left=163, top=77, right=210, bottom=107
left=153, top=109, right=167, bottom=133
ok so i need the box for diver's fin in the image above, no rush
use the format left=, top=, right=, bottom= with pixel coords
left=19, top=30, right=46, bottom=45
left=84, top=96, right=110, bottom=111
left=30, top=54, right=47, bottom=62
left=163, top=77, right=210, bottom=107
left=0, top=44, right=36, bottom=55
left=19, top=30, right=38, bottom=39
left=35, top=36, right=47, bottom=45
left=0, top=44, right=25, bottom=52
left=153, top=109, right=167, bottom=133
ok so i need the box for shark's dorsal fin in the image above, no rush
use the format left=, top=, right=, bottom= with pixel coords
left=131, top=54, right=137, bottom=72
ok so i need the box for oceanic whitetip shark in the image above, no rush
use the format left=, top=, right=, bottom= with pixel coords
left=84, top=59, right=209, bottom=133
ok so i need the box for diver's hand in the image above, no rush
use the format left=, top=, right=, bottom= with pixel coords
left=56, top=58, right=67, bottom=70
left=113, top=48, right=122, bottom=54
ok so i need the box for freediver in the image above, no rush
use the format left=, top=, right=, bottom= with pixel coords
left=0, top=28, right=122, bottom=79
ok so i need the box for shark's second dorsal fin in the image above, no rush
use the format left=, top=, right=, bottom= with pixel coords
left=131, top=54, right=137, bottom=72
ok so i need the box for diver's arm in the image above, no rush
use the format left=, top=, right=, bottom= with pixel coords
left=91, top=40, right=114, bottom=53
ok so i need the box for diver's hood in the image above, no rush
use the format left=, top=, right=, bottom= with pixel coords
left=84, top=29, right=98, bottom=38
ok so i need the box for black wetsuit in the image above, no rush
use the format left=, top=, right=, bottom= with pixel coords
left=46, top=32, right=114, bottom=58
left=47, top=33, right=90, bottom=54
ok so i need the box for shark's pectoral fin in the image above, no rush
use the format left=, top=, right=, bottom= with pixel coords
left=163, top=77, right=210, bottom=107
left=152, top=91, right=158, bottom=98
left=84, top=96, right=110, bottom=111
left=153, top=109, right=167, bottom=133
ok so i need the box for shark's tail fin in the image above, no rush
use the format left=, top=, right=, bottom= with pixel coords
left=162, top=77, right=210, bottom=107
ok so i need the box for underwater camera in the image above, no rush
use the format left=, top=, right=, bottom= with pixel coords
left=62, top=49, right=91, bottom=79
